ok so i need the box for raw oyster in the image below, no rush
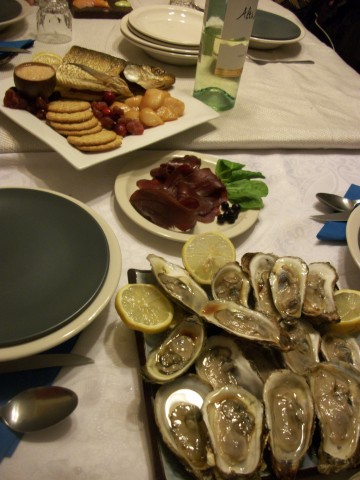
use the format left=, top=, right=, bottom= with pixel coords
left=269, top=256, right=308, bottom=323
left=211, top=261, right=251, bottom=307
left=202, top=385, right=265, bottom=478
left=147, top=254, right=208, bottom=314
left=154, top=374, right=215, bottom=479
left=281, top=319, right=321, bottom=375
left=237, top=341, right=283, bottom=383
left=308, top=361, right=360, bottom=474
left=302, top=262, right=340, bottom=325
left=241, top=252, right=280, bottom=319
left=143, top=317, right=205, bottom=383
left=201, top=300, right=291, bottom=351
left=320, top=333, right=360, bottom=370
left=195, top=335, right=264, bottom=399
left=263, top=369, right=315, bottom=480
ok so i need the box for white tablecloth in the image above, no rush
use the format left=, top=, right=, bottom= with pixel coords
left=0, top=0, right=359, bottom=153
left=0, top=148, right=359, bottom=480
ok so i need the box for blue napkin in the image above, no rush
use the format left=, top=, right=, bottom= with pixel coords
left=0, top=39, right=34, bottom=59
left=317, top=184, right=360, bottom=241
left=0, top=335, right=78, bottom=462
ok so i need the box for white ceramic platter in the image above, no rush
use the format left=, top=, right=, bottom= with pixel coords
left=346, top=207, right=360, bottom=269
left=127, top=5, right=203, bottom=47
left=0, top=0, right=30, bottom=31
left=0, top=78, right=218, bottom=169
left=0, top=188, right=121, bottom=362
left=114, top=150, right=260, bottom=242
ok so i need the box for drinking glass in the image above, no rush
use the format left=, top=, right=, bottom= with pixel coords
left=36, top=0, right=72, bottom=44
left=169, top=0, right=195, bottom=7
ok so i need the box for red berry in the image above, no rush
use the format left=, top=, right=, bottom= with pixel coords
left=102, top=91, right=116, bottom=105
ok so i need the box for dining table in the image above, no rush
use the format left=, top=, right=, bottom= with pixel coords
left=0, top=0, right=360, bottom=479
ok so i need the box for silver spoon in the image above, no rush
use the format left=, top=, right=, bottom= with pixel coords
left=316, top=193, right=360, bottom=212
left=1, top=386, right=78, bottom=433
left=247, top=54, right=314, bottom=65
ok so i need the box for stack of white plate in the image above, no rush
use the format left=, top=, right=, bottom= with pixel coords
left=120, top=5, right=203, bottom=66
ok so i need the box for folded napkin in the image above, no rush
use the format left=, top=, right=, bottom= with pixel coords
left=0, top=335, right=78, bottom=462
left=317, top=184, right=360, bottom=241
left=0, top=39, right=34, bottom=59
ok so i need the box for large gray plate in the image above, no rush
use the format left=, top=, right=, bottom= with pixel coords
left=252, top=10, right=301, bottom=41
left=0, top=0, right=22, bottom=23
left=0, top=188, right=109, bottom=347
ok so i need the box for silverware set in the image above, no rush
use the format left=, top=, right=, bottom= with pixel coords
left=311, top=193, right=360, bottom=222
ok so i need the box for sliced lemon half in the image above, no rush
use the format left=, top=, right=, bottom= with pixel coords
left=182, top=231, right=236, bottom=285
left=328, top=289, right=360, bottom=335
left=115, top=284, right=174, bottom=334
left=32, top=52, right=63, bottom=70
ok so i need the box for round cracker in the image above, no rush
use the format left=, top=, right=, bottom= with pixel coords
left=75, top=136, right=122, bottom=152
left=47, top=100, right=91, bottom=113
left=46, top=109, right=93, bottom=124
left=67, top=130, right=117, bottom=147
left=49, top=116, right=99, bottom=131
left=57, top=124, right=102, bottom=137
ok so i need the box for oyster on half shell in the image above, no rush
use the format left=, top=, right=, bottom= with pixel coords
left=211, top=261, right=251, bottom=307
left=263, top=369, right=315, bottom=480
left=308, top=361, right=360, bottom=474
left=147, top=254, right=208, bottom=315
left=320, top=333, right=360, bottom=371
left=202, top=385, right=265, bottom=478
left=154, top=374, right=215, bottom=479
left=143, top=317, right=205, bottom=383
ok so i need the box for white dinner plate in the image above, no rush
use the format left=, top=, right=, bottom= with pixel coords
left=249, top=10, right=305, bottom=50
left=0, top=0, right=30, bottom=31
left=114, top=150, right=260, bottom=242
left=127, top=5, right=202, bottom=47
left=121, top=16, right=199, bottom=55
left=346, top=207, right=360, bottom=269
left=0, top=188, right=121, bottom=361
left=0, top=78, right=218, bottom=170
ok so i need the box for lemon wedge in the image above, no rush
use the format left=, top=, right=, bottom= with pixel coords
left=182, top=231, right=236, bottom=285
left=32, top=52, right=63, bottom=70
left=115, top=284, right=174, bottom=334
left=328, top=289, right=360, bottom=335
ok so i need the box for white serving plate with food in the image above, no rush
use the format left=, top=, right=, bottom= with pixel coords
left=114, top=150, right=260, bottom=242
left=0, top=78, right=218, bottom=170
left=0, top=188, right=121, bottom=361
left=346, top=206, right=360, bottom=269
left=127, top=5, right=202, bottom=47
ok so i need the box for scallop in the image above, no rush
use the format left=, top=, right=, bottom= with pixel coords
left=263, top=369, right=315, bottom=480
left=147, top=254, right=208, bottom=314
left=211, top=261, right=251, bottom=307
left=195, top=335, right=264, bottom=399
left=202, top=385, right=265, bottom=478
left=143, top=317, right=206, bottom=383
left=154, top=374, right=214, bottom=478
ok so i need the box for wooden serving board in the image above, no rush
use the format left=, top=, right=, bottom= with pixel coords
left=67, top=0, right=131, bottom=19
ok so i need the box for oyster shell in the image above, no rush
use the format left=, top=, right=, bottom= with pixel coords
left=202, top=385, right=265, bottom=478
left=320, top=333, right=360, bottom=371
left=241, top=252, right=280, bottom=319
left=269, top=256, right=308, bottom=323
left=201, top=300, right=291, bottom=351
left=143, top=317, right=205, bottom=383
left=154, top=374, right=215, bottom=478
left=302, top=262, right=340, bottom=325
left=281, top=319, right=321, bottom=375
left=263, top=369, right=315, bottom=480
left=195, top=335, right=264, bottom=399
left=211, top=261, right=251, bottom=307
left=147, top=254, right=208, bottom=315
left=308, top=361, right=360, bottom=474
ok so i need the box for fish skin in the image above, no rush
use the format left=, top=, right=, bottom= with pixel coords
left=56, top=46, right=176, bottom=100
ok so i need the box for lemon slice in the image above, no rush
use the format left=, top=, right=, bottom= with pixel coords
left=115, top=284, right=174, bottom=333
left=182, top=231, right=236, bottom=285
left=328, top=289, right=360, bottom=335
left=32, top=52, right=63, bottom=70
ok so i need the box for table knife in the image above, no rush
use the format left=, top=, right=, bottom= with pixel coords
left=0, top=46, right=30, bottom=53
left=0, top=353, right=94, bottom=374
left=310, top=211, right=351, bottom=222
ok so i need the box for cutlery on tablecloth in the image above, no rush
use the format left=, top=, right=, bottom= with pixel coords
left=0, top=353, right=94, bottom=374
left=0, top=46, right=30, bottom=53
left=247, top=54, right=314, bottom=65
left=311, top=211, right=351, bottom=222
left=316, top=193, right=360, bottom=212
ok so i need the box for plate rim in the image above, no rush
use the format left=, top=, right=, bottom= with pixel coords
left=346, top=206, right=360, bottom=269
left=0, top=187, right=121, bottom=361
left=0, top=0, right=31, bottom=31
left=0, top=78, right=218, bottom=170
left=114, top=150, right=260, bottom=243
left=127, top=4, right=202, bottom=47
left=251, top=9, right=301, bottom=41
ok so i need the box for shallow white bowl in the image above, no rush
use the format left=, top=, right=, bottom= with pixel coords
left=346, top=207, right=360, bottom=269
